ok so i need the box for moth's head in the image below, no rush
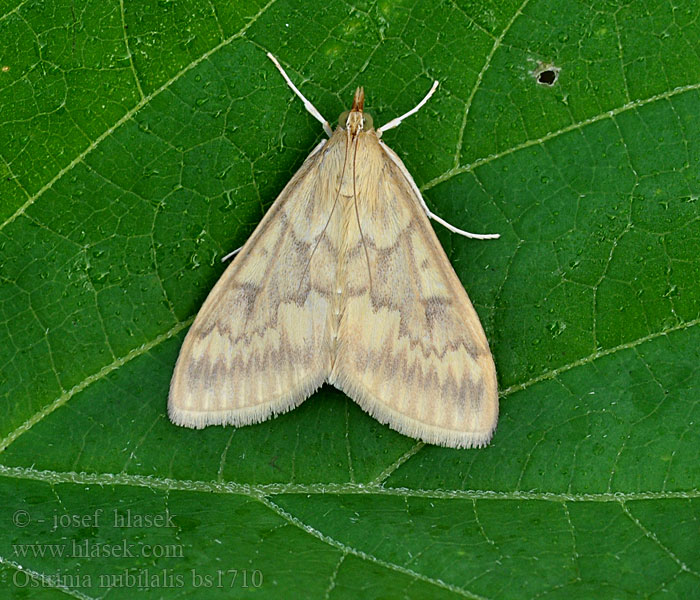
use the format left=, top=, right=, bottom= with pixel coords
left=339, top=87, right=374, bottom=137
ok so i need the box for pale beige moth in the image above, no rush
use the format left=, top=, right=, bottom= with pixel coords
left=168, top=53, right=500, bottom=448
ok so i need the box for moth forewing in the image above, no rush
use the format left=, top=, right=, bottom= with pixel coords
left=168, top=54, right=499, bottom=448
left=168, top=138, right=339, bottom=428
left=328, top=133, right=498, bottom=448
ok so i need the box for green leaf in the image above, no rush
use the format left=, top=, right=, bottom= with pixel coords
left=1, top=0, right=699, bottom=598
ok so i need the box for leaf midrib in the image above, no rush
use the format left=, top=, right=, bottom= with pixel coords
left=1, top=463, right=696, bottom=600
left=1, top=465, right=697, bottom=501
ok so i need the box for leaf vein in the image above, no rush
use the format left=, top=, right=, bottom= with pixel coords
left=425, top=81, right=700, bottom=192
left=259, top=495, right=488, bottom=600
left=0, top=0, right=281, bottom=233
left=0, top=319, right=192, bottom=454
left=501, top=318, right=700, bottom=398
left=1, top=465, right=698, bottom=502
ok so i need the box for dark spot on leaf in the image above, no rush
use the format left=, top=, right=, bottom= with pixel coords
left=533, top=62, right=560, bottom=86
left=538, top=70, right=557, bottom=85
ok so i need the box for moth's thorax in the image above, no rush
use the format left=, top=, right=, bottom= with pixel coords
left=323, top=129, right=384, bottom=203
left=338, top=86, right=374, bottom=138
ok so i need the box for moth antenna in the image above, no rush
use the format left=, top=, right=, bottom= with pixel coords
left=267, top=53, right=333, bottom=137
left=352, top=135, right=373, bottom=293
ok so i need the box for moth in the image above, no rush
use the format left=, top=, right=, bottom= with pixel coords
left=169, top=53, right=500, bottom=448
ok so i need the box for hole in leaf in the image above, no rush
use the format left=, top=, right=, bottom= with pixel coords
left=538, top=70, right=557, bottom=85
left=533, top=62, right=560, bottom=86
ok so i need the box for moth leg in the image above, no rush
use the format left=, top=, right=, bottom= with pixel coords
left=379, top=140, right=500, bottom=240
left=377, top=80, right=439, bottom=136
left=221, top=246, right=242, bottom=262
left=267, top=52, right=333, bottom=138
left=422, top=206, right=501, bottom=240
left=375, top=79, right=497, bottom=238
